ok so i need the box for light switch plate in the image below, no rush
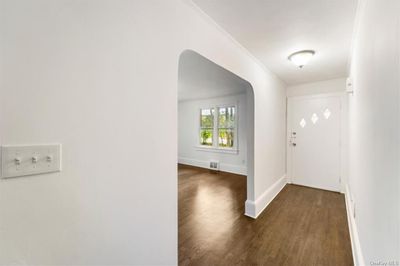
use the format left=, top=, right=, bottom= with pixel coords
left=1, top=144, right=62, bottom=179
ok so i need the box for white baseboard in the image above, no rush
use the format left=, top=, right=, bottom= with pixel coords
left=178, top=157, right=208, bottom=169
left=244, top=174, right=287, bottom=218
left=178, top=157, right=247, bottom=175
left=344, top=184, right=365, bottom=266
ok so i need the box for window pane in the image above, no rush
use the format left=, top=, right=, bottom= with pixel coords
left=200, top=108, right=214, bottom=128
left=218, top=106, right=235, bottom=128
left=200, top=129, right=213, bottom=146
left=218, top=128, right=234, bottom=148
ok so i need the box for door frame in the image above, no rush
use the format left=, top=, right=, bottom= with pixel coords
left=286, top=92, right=347, bottom=193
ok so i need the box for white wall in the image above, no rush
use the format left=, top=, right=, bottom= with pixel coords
left=286, top=78, right=346, bottom=97
left=347, top=0, right=400, bottom=264
left=179, top=93, right=247, bottom=175
left=178, top=50, right=250, bottom=101
left=0, top=0, right=287, bottom=264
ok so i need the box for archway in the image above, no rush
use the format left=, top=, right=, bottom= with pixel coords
left=177, top=49, right=255, bottom=263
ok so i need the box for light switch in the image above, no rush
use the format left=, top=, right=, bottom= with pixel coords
left=1, top=144, right=62, bottom=179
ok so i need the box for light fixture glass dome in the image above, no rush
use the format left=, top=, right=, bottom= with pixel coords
left=288, top=50, right=315, bottom=68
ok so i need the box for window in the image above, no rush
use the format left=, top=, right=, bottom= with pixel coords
left=218, top=106, right=235, bottom=148
left=200, top=108, right=214, bottom=146
left=199, top=105, right=237, bottom=150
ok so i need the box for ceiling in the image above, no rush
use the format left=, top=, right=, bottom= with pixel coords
left=192, top=0, right=358, bottom=85
left=178, top=50, right=250, bottom=101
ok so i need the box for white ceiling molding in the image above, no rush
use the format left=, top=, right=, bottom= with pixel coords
left=192, top=0, right=358, bottom=85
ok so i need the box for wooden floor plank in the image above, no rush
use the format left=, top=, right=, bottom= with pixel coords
left=178, top=164, right=353, bottom=266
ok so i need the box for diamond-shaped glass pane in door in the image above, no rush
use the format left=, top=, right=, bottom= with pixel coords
left=299, top=118, right=306, bottom=128
left=311, top=113, right=319, bottom=124
left=323, top=108, right=331, bottom=119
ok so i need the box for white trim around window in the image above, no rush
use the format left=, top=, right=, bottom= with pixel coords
left=197, top=103, right=239, bottom=153
left=195, top=145, right=239, bottom=154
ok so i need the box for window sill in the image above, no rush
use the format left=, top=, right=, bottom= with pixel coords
left=195, top=146, right=239, bottom=154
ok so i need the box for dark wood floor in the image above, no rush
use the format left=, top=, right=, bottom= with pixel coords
left=178, top=164, right=353, bottom=266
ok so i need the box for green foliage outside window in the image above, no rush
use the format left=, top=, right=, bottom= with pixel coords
left=199, top=106, right=236, bottom=148
left=200, top=108, right=214, bottom=145
left=218, top=107, right=235, bottom=148
left=200, top=129, right=213, bottom=145
left=218, top=129, right=234, bottom=147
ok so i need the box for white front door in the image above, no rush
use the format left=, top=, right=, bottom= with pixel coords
left=287, top=95, right=342, bottom=192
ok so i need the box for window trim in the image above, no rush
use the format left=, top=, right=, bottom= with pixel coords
left=195, top=145, right=239, bottom=154
left=197, top=103, right=239, bottom=153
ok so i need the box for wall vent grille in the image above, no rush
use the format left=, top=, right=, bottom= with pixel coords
left=209, top=161, right=219, bottom=170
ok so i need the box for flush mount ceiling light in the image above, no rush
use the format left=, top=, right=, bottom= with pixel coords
left=288, top=50, right=315, bottom=68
